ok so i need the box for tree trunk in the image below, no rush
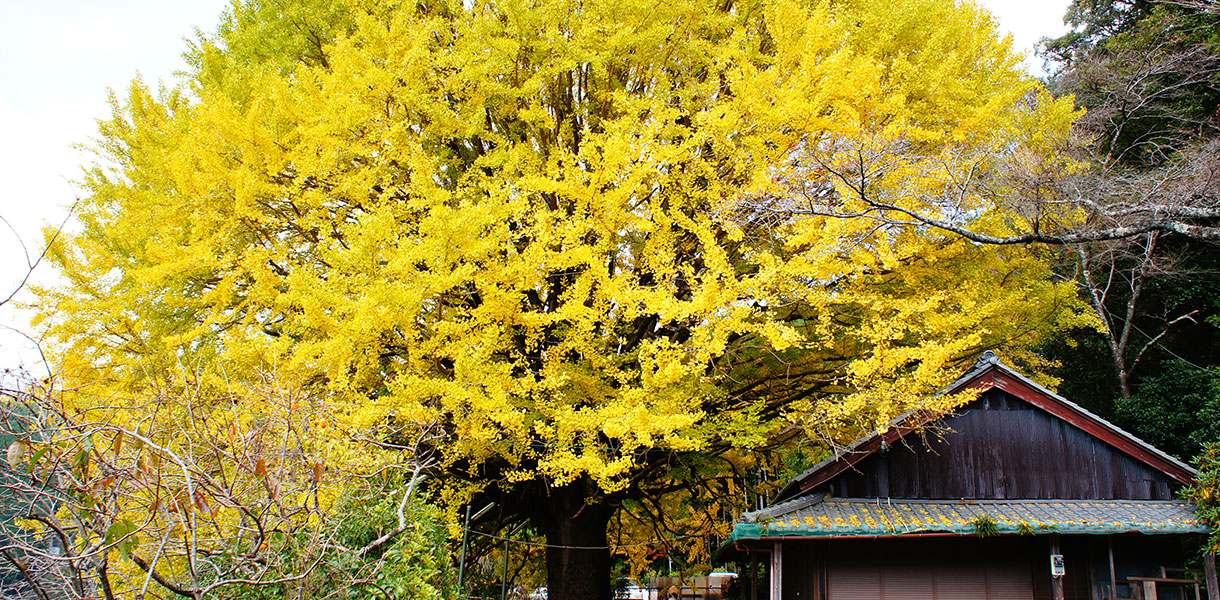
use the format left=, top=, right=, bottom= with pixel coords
left=529, top=477, right=615, bottom=600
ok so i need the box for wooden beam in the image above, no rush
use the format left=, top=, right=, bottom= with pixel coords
left=1205, top=552, right=1218, bottom=600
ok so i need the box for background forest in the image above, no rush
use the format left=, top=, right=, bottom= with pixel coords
left=1039, top=0, right=1220, bottom=464
left=0, top=0, right=1218, bottom=599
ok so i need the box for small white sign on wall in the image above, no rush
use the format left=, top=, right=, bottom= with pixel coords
left=1051, top=554, right=1066, bottom=577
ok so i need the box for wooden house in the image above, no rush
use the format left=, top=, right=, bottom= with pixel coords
left=721, top=352, right=1218, bottom=600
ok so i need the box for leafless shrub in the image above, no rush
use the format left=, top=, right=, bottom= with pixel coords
left=0, top=369, right=438, bottom=599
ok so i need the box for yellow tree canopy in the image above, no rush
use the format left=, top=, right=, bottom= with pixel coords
left=38, top=0, right=1088, bottom=596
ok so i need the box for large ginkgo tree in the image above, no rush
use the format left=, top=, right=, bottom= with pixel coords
left=38, top=0, right=1089, bottom=597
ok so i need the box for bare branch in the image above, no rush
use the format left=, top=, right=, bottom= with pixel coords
left=0, top=200, right=78, bottom=308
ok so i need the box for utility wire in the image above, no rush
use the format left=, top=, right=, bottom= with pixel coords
left=1130, top=321, right=1220, bottom=378
left=463, top=527, right=716, bottom=551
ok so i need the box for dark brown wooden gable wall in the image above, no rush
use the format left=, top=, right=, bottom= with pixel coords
left=812, top=389, right=1179, bottom=500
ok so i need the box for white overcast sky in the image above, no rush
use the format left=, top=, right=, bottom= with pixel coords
left=0, top=0, right=1072, bottom=374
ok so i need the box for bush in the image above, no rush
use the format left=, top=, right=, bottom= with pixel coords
left=1115, top=360, right=1220, bottom=461
left=1185, top=443, right=1220, bottom=555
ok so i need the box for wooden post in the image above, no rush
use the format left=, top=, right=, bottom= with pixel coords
left=457, top=503, right=472, bottom=587
left=1109, top=538, right=1119, bottom=600
left=1052, top=535, right=1065, bottom=600
left=1205, top=552, right=1218, bottom=600
left=771, top=542, right=783, bottom=600
left=1142, top=580, right=1159, bottom=600
left=501, top=529, right=511, bottom=600
left=1098, top=539, right=1107, bottom=600
left=750, top=553, right=759, bottom=600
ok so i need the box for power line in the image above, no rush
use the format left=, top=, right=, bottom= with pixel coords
left=464, top=527, right=715, bottom=551
left=1130, top=322, right=1220, bottom=379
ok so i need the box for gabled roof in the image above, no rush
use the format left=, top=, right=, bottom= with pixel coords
left=773, top=352, right=1198, bottom=503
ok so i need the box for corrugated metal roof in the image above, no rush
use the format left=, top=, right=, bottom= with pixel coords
left=728, top=497, right=1208, bottom=542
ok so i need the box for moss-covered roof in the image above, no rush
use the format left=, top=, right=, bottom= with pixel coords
left=728, top=496, right=1208, bottom=542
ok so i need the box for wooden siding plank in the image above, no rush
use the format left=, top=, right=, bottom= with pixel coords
left=1204, top=553, right=1217, bottom=600
left=982, top=410, right=1006, bottom=498
left=1016, top=408, right=1040, bottom=499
